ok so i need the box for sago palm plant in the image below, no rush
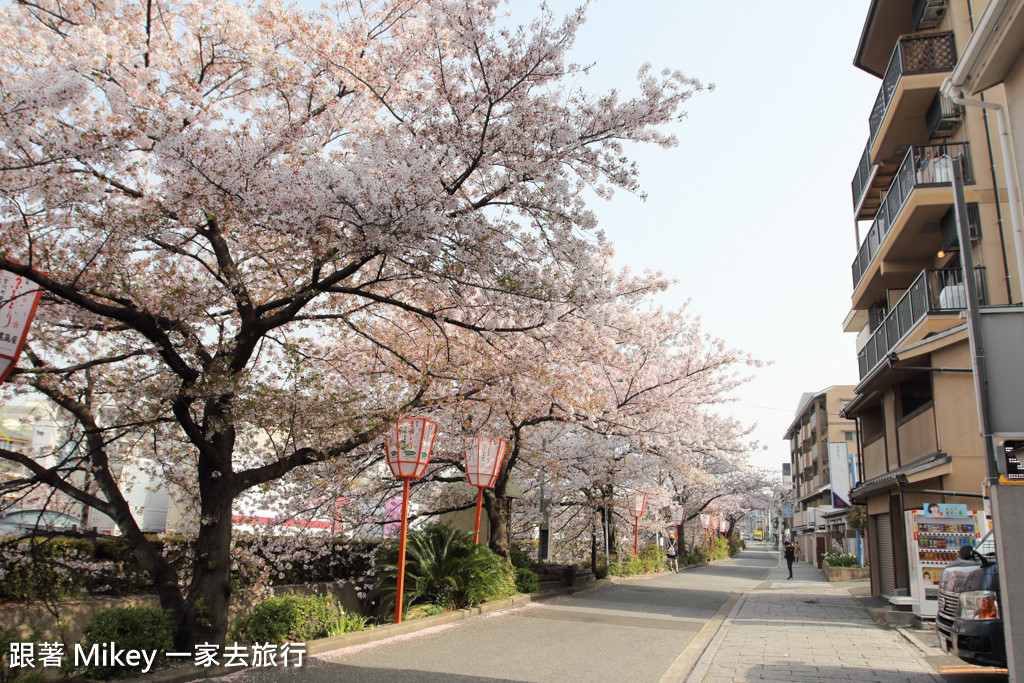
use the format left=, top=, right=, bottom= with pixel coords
left=372, top=523, right=514, bottom=620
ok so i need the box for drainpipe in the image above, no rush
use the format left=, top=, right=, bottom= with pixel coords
left=941, top=77, right=1024, bottom=302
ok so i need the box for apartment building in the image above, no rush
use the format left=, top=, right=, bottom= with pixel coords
left=841, top=0, right=1023, bottom=600
left=784, top=386, right=859, bottom=568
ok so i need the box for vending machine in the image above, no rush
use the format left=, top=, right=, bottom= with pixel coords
left=904, top=504, right=989, bottom=617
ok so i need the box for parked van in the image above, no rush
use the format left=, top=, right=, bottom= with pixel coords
left=935, top=534, right=1005, bottom=669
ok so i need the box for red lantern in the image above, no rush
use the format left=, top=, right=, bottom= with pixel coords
left=464, top=436, right=507, bottom=545
left=386, top=416, right=437, bottom=624
left=627, top=491, right=647, bottom=556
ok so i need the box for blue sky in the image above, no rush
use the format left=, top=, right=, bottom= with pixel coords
left=502, top=1, right=881, bottom=472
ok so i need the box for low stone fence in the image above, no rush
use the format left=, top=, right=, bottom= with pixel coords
left=532, top=564, right=595, bottom=592
left=824, top=565, right=871, bottom=582
left=2, top=581, right=363, bottom=646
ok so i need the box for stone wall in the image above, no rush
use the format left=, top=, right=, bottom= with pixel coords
left=2, top=581, right=364, bottom=645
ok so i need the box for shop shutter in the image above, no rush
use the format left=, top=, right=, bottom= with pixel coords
left=876, top=513, right=896, bottom=597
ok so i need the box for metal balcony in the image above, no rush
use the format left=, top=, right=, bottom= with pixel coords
left=851, top=142, right=876, bottom=216
left=851, top=142, right=973, bottom=291
left=868, top=33, right=957, bottom=148
left=857, top=267, right=987, bottom=379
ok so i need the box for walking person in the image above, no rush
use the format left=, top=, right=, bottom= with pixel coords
left=783, top=540, right=796, bottom=579
left=666, top=534, right=679, bottom=572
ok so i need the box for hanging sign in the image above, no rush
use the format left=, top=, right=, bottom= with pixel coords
left=0, top=265, right=42, bottom=384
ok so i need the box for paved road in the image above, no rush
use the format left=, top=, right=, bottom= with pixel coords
left=193, top=543, right=1007, bottom=683
left=202, top=546, right=777, bottom=683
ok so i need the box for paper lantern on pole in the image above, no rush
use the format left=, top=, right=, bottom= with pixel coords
left=0, top=263, right=43, bottom=384
left=627, top=491, right=648, bottom=518
left=463, top=436, right=507, bottom=545
left=671, top=507, right=685, bottom=545
left=626, top=491, right=647, bottom=556
left=385, top=416, right=438, bottom=624
left=386, top=417, right=438, bottom=479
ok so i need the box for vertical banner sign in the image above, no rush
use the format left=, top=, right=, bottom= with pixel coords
left=0, top=266, right=42, bottom=384
left=828, top=442, right=853, bottom=508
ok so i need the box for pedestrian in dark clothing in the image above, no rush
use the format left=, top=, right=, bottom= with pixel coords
left=784, top=541, right=796, bottom=579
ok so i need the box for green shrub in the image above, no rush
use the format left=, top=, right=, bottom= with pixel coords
left=514, top=567, right=539, bottom=593
left=80, top=606, right=173, bottom=679
left=0, top=628, right=47, bottom=683
left=607, top=554, right=643, bottom=577
left=231, top=594, right=363, bottom=645
left=508, top=542, right=535, bottom=569
left=823, top=551, right=860, bottom=568
left=372, top=524, right=515, bottom=620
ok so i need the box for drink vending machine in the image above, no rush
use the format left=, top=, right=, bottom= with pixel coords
left=904, top=504, right=989, bottom=618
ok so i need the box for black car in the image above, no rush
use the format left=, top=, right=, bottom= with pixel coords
left=936, top=536, right=1005, bottom=669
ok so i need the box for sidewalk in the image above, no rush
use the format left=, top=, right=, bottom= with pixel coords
left=686, top=557, right=942, bottom=682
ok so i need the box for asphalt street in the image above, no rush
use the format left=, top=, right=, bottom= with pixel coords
left=200, top=546, right=777, bottom=683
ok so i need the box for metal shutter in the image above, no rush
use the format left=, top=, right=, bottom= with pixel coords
left=876, top=513, right=896, bottom=597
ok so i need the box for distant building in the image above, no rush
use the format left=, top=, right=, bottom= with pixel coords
left=783, top=386, right=859, bottom=568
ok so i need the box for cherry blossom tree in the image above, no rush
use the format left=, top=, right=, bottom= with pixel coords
left=0, top=0, right=708, bottom=646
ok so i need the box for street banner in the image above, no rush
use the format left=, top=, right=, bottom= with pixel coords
left=828, top=442, right=856, bottom=508
left=0, top=265, right=42, bottom=384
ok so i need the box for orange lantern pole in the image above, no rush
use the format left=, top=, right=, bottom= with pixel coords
left=463, top=436, right=507, bottom=545
left=627, top=491, right=647, bottom=556
left=386, top=416, right=437, bottom=624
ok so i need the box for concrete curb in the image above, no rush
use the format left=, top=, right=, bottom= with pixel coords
left=683, top=589, right=748, bottom=682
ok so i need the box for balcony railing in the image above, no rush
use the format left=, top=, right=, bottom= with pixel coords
left=869, top=32, right=957, bottom=146
left=857, top=267, right=987, bottom=379
left=851, top=142, right=973, bottom=289
left=851, top=141, right=875, bottom=213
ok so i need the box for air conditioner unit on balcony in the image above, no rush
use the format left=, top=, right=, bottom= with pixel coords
left=926, top=92, right=963, bottom=140
left=913, top=0, right=947, bottom=30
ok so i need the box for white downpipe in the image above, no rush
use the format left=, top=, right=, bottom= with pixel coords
left=942, top=78, right=1024, bottom=301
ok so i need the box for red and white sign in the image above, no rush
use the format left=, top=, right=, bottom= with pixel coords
left=671, top=507, right=685, bottom=525
left=719, top=519, right=730, bottom=533
left=0, top=265, right=42, bottom=384
left=699, top=513, right=711, bottom=529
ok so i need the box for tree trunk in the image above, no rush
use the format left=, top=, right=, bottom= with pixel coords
left=178, top=481, right=234, bottom=648
left=483, top=486, right=509, bottom=559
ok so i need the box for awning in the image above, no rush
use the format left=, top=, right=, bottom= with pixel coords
left=849, top=451, right=952, bottom=502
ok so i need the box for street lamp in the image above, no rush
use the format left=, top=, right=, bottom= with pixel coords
left=463, top=436, right=507, bottom=545
left=385, top=416, right=437, bottom=624
left=627, top=491, right=647, bottom=556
